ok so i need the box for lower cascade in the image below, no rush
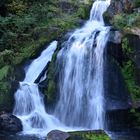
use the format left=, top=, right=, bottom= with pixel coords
left=13, top=41, right=68, bottom=135
left=13, top=0, right=111, bottom=136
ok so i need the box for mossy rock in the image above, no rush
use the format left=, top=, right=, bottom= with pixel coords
left=68, top=130, right=110, bottom=140
left=46, top=130, right=110, bottom=140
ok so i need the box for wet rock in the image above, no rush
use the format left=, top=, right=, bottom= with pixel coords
left=106, top=109, right=133, bottom=131
left=109, top=30, right=122, bottom=44
left=104, top=54, right=131, bottom=110
left=0, top=113, right=22, bottom=134
left=107, top=41, right=124, bottom=66
left=47, top=130, right=70, bottom=140
left=131, top=28, right=140, bottom=37
left=14, top=65, right=25, bottom=82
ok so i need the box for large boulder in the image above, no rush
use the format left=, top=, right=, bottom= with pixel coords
left=47, top=130, right=70, bottom=140
left=0, top=112, right=22, bottom=134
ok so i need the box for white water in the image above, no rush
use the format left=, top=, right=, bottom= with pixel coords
left=24, top=41, right=57, bottom=83
left=13, top=41, right=69, bottom=136
left=54, top=0, right=110, bottom=129
left=13, top=0, right=111, bottom=136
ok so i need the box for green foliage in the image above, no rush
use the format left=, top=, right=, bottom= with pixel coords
left=0, top=82, right=9, bottom=94
left=85, top=134, right=109, bottom=140
left=0, top=65, right=9, bottom=80
left=122, top=37, right=131, bottom=55
left=0, top=14, right=36, bottom=51
left=111, top=12, right=140, bottom=32
left=0, top=81, right=13, bottom=112
left=13, top=35, right=48, bottom=65
left=68, top=131, right=110, bottom=140
left=46, top=80, right=56, bottom=103
left=122, top=61, right=140, bottom=100
left=0, top=0, right=92, bottom=67
left=0, top=66, right=13, bottom=111
left=121, top=38, right=140, bottom=101
left=45, top=48, right=59, bottom=104
left=7, top=0, right=27, bottom=15
left=112, top=14, right=127, bottom=30
left=0, top=50, right=14, bottom=67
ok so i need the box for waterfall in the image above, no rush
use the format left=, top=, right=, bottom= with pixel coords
left=13, top=41, right=67, bottom=135
left=53, top=0, right=110, bottom=129
left=13, top=0, right=111, bottom=136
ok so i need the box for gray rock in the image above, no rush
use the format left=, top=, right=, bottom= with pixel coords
left=106, top=0, right=133, bottom=19
left=0, top=113, right=22, bottom=134
left=109, top=31, right=122, bottom=44
left=47, top=130, right=70, bottom=140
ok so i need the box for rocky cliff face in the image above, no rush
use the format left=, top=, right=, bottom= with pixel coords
left=105, top=0, right=140, bottom=102
left=105, top=0, right=140, bottom=129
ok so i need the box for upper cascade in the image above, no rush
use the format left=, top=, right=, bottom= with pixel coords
left=90, top=0, right=111, bottom=23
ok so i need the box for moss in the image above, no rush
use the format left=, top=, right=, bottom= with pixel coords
left=44, top=47, right=60, bottom=104
left=121, top=37, right=140, bottom=101
left=122, top=61, right=140, bottom=100
left=111, top=12, right=140, bottom=34
left=68, top=131, right=110, bottom=140
left=46, top=80, right=56, bottom=104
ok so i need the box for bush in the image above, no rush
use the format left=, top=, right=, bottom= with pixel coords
left=7, top=0, right=27, bottom=15
left=111, top=14, right=127, bottom=30
left=111, top=12, right=140, bottom=32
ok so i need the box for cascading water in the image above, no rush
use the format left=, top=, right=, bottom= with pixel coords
left=13, top=0, right=111, bottom=136
left=53, top=0, right=110, bottom=129
left=13, top=41, right=67, bottom=136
